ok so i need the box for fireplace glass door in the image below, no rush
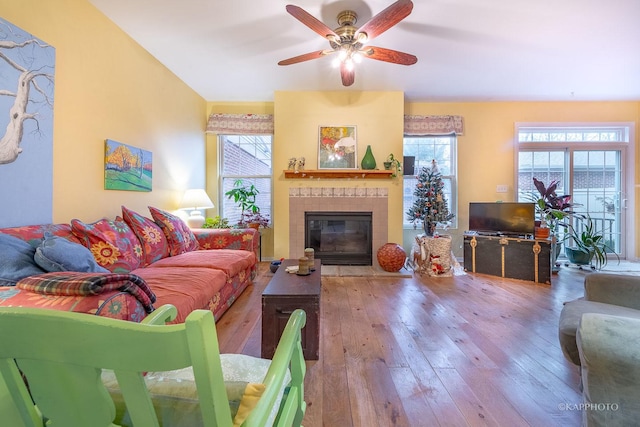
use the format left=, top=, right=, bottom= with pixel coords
left=305, top=212, right=372, bottom=265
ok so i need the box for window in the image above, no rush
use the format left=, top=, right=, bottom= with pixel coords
left=515, top=124, right=632, bottom=257
left=403, top=135, right=457, bottom=228
left=219, top=135, right=272, bottom=226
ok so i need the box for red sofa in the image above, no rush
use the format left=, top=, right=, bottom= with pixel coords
left=0, top=206, right=258, bottom=323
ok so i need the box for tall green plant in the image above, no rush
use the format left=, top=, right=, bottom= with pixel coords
left=224, top=179, right=260, bottom=226
left=567, top=215, right=619, bottom=270
left=224, top=179, right=269, bottom=228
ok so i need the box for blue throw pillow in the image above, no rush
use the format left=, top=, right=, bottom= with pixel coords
left=34, top=233, right=110, bottom=273
left=0, top=234, right=46, bottom=286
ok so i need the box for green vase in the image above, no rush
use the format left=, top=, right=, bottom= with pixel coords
left=361, top=145, right=376, bottom=170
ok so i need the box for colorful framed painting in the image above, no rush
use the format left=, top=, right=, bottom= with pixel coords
left=318, top=125, right=357, bottom=169
left=104, top=139, right=152, bottom=191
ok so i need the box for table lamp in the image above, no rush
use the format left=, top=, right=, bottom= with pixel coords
left=180, top=189, right=214, bottom=228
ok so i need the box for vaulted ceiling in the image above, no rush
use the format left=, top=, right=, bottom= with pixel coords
left=89, top=0, right=640, bottom=102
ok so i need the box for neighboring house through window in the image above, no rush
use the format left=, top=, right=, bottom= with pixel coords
left=219, top=135, right=272, bottom=226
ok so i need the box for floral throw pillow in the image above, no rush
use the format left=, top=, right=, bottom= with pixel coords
left=148, top=207, right=199, bottom=256
left=121, top=206, right=170, bottom=266
left=71, top=217, right=142, bottom=273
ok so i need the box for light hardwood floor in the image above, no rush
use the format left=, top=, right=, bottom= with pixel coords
left=214, top=262, right=607, bottom=426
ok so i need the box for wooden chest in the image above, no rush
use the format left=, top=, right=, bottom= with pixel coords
left=463, top=234, right=552, bottom=284
left=262, top=259, right=321, bottom=360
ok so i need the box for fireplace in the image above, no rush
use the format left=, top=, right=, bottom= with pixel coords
left=289, top=187, right=388, bottom=269
left=305, top=212, right=372, bottom=265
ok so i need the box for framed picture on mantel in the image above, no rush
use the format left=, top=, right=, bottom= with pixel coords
left=318, top=125, right=357, bottom=169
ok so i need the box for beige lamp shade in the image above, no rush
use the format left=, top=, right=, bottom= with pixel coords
left=180, top=189, right=214, bottom=228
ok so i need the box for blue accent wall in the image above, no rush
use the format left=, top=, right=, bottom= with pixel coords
left=0, top=17, right=55, bottom=227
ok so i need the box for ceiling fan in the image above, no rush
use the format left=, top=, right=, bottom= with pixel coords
left=278, top=0, right=417, bottom=86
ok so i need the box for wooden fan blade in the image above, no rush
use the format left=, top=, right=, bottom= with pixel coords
left=286, top=5, right=339, bottom=40
left=340, top=63, right=355, bottom=86
left=355, top=0, right=413, bottom=42
left=278, top=50, right=331, bottom=66
left=363, top=46, right=417, bottom=65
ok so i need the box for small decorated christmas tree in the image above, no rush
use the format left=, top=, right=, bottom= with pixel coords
left=406, top=160, right=454, bottom=236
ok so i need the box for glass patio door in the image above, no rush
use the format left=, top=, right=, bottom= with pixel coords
left=570, top=150, right=624, bottom=256
left=518, top=147, right=627, bottom=259
left=516, top=124, right=633, bottom=260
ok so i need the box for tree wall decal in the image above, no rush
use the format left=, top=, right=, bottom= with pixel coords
left=0, top=17, right=55, bottom=228
left=0, top=19, right=54, bottom=165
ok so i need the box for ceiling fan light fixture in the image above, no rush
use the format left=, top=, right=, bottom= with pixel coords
left=344, top=58, right=355, bottom=71
left=356, top=32, right=368, bottom=44
left=279, top=1, right=417, bottom=86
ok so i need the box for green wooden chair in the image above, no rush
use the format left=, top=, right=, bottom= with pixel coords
left=0, top=304, right=307, bottom=427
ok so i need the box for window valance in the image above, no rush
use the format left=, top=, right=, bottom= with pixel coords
left=404, top=115, right=464, bottom=136
left=206, top=113, right=274, bottom=135
left=206, top=113, right=462, bottom=136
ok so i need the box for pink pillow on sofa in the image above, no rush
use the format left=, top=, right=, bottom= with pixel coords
left=121, top=206, right=170, bottom=266
left=148, top=207, right=199, bottom=256
left=71, top=217, right=142, bottom=273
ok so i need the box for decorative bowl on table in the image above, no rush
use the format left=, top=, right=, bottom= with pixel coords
left=270, top=260, right=282, bottom=273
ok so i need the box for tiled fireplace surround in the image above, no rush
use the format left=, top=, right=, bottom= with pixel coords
left=289, top=187, right=388, bottom=268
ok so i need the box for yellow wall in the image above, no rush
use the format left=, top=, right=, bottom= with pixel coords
left=405, top=101, right=640, bottom=258
left=1, top=0, right=206, bottom=223
left=273, top=91, right=405, bottom=259
left=210, top=99, right=639, bottom=259
left=5, top=1, right=636, bottom=259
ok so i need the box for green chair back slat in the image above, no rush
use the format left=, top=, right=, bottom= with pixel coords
left=0, top=305, right=307, bottom=427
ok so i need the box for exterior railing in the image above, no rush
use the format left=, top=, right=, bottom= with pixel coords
left=564, top=215, right=618, bottom=253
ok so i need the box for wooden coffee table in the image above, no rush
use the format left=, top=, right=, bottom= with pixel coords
left=261, top=258, right=321, bottom=360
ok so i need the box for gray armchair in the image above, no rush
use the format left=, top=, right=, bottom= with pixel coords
left=559, top=273, right=640, bottom=365
left=577, top=313, right=640, bottom=426
left=559, top=273, right=640, bottom=426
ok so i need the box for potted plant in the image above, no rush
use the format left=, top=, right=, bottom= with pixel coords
left=532, top=178, right=575, bottom=234
left=201, top=215, right=231, bottom=229
left=565, top=214, right=619, bottom=270
left=383, top=153, right=402, bottom=177
left=243, top=211, right=270, bottom=229
left=224, top=179, right=261, bottom=228
left=528, top=178, right=579, bottom=269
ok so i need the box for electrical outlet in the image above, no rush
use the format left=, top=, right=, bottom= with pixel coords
left=496, top=184, right=508, bottom=193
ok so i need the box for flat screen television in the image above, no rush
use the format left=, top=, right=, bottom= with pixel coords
left=468, top=202, right=535, bottom=236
